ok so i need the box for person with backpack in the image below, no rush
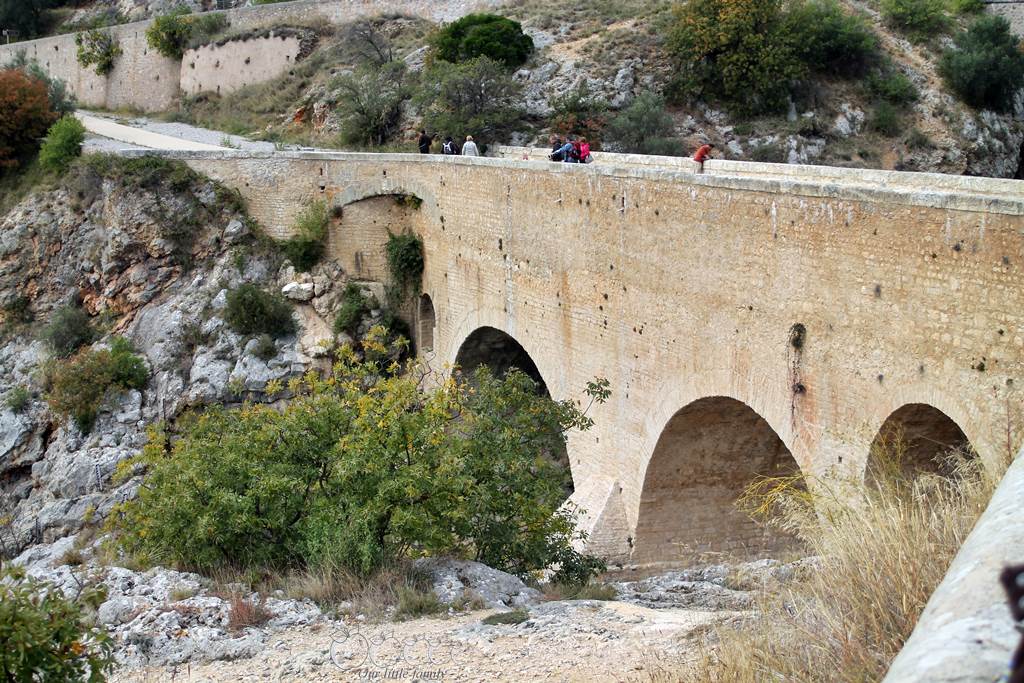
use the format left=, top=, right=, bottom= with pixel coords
left=418, top=130, right=433, bottom=154
left=461, top=135, right=479, bottom=157
left=579, top=137, right=592, bottom=163
left=551, top=140, right=574, bottom=162
left=442, top=136, right=459, bottom=155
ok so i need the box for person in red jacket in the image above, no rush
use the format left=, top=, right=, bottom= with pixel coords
left=694, top=143, right=714, bottom=170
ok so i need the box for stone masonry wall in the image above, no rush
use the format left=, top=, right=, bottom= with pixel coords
left=0, top=0, right=497, bottom=112
left=152, top=151, right=1024, bottom=562
left=986, top=0, right=1024, bottom=35
left=180, top=32, right=304, bottom=97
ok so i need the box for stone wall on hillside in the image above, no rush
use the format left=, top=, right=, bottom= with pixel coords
left=0, top=0, right=498, bottom=112
left=180, top=31, right=306, bottom=97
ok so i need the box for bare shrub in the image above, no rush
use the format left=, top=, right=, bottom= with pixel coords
left=227, top=594, right=272, bottom=632
left=684, top=437, right=1006, bottom=682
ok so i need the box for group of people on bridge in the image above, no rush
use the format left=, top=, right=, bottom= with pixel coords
left=418, top=131, right=479, bottom=157
left=416, top=129, right=717, bottom=170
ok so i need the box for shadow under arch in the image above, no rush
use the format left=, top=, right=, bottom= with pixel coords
left=866, top=403, right=975, bottom=484
left=454, top=326, right=549, bottom=396
left=453, top=325, right=570, bottom=496
left=631, top=396, right=806, bottom=567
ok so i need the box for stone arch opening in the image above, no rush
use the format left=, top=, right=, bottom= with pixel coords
left=632, top=396, right=804, bottom=567
left=417, top=294, right=435, bottom=352
left=867, top=403, right=974, bottom=484
left=454, top=326, right=570, bottom=495
left=454, top=327, right=548, bottom=396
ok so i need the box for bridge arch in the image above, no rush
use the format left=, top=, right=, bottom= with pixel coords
left=866, top=403, right=975, bottom=484
left=455, top=326, right=549, bottom=396
left=631, top=395, right=806, bottom=567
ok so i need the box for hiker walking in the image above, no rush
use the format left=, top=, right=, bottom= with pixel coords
left=694, top=142, right=714, bottom=171
left=462, top=135, right=480, bottom=157
left=441, top=136, right=459, bottom=155
left=418, top=129, right=433, bottom=154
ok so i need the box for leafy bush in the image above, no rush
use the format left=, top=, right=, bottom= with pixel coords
left=39, top=115, right=86, bottom=173
left=281, top=199, right=329, bottom=272
left=880, top=0, right=949, bottom=42
left=41, top=305, right=96, bottom=358
left=112, top=334, right=609, bottom=582
left=432, top=13, right=534, bottom=68
left=604, top=91, right=683, bottom=156
left=0, top=566, right=114, bottom=682
left=385, top=231, right=424, bottom=299
left=0, top=68, right=56, bottom=170
left=939, top=15, right=1024, bottom=113
left=866, top=68, right=919, bottom=105
left=6, top=53, right=76, bottom=116
left=3, top=295, right=33, bottom=325
left=415, top=56, right=524, bottom=145
left=784, top=0, right=879, bottom=76
left=253, top=333, right=277, bottom=361
left=75, top=29, right=122, bottom=76
left=334, top=283, right=369, bottom=337
left=750, top=142, right=787, bottom=163
left=6, top=385, right=30, bottom=413
left=482, top=609, right=528, bottom=625
left=549, top=87, right=609, bottom=140
left=333, top=61, right=412, bottom=147
left=667, top=0, right=802, bottom=114
left=47, top=336, right=148, bottom=433
left=869, top=101, right=902, bottom=136
left=948, top=0, right=984, bottom=13
left=224, top=284, right=295, bottom=338
left=0, top=0, right=55, bottom=40
left=146, top=7, right=193, bottom=59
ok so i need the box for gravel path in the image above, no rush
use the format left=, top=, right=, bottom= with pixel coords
left=110, top=600, right=727, bottom=682
left=78, top=110, right=320, bottom=153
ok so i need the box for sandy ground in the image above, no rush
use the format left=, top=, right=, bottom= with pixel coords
left=109, top=600, right=730, bottom=682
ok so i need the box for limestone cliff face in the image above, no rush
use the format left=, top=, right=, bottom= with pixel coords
left=0, top=161, right=343, bottom=560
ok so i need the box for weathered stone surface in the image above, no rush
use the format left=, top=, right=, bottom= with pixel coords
left=415, top=558, right=542, bottom=609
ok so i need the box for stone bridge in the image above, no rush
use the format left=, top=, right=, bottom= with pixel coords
left=154, top=149, right=1023, bottom=567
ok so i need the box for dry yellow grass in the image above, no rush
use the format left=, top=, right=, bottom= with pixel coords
left=682, top=436, right=1008, bottom=682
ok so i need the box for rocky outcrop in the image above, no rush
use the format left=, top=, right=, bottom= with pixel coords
left=0, top=160, right=358, bottom=560
left=415, top=558, right=543, bottom=609
left=15, top=535, right=324, bottom=668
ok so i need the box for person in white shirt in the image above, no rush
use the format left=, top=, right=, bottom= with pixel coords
left=461, top=135, right=480, bottom=157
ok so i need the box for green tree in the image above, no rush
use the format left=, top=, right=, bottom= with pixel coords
left=667, top=0, right=803, bottom=114
left=112, top=329, right=610, bottom=582
left=604, top=91, right=683, bottom=156
left=415, top=57, right=524, bottom=145
left=39, top=115, right=85, bottom=173
left=939, top=15, right=1024, bottom=113
left=0, top=0, right=54, bottom=41
left=880, top=0, right=949, bottom=42
left=333, top=61, right=412, bottom=147
left=432, top=13, right=534, bottom=68
left=0, top=566, right=114, bottom=682
left=145, top=7, right=192, bottom=59
left=784, top=0, right=879, bottom=76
